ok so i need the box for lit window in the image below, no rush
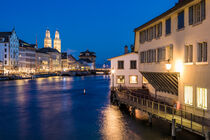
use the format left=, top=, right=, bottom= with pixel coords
left=184, top=86, right=193, bottom=105
left=129, top=76, right=138, bottom=84
left=197, top=88, right=207, bottom=109
left=116, top=76, right=125, bottom=84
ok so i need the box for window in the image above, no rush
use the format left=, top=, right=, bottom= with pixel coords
left=4, top=54, right=7, bottom=58
left=129, top=76, right=138, bottom=84
left=166, top=45, right=173, bottom=60
left=197, top=42, right=207, bottom=62
left=5, top=48, right=7, bottom=52
left=184, top=86, right=193, bottom=105
left=140, top=49, right=156, bottom=63
left=189, top=0, right=205, bottom=25
left=139, top=22, right=162, bottom=44
left=197, top=88, right=207, bottom=109
left=5, top=61, right=7, bottom=65
left=118, top=61, right=124, bottom=69
left=157, top=47, right=166, bottom=62
left=130, top=60, right=137, bottom=69
left=166, top=18, right=171, bottom=35
left=116, top=76, right=125, bottom=84
left=185, top=45, right=193, bottom=63
left=178, top=11, right=185, bottom=29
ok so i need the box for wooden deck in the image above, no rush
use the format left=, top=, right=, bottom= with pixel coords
left=114, top=91, right=207, bottom=137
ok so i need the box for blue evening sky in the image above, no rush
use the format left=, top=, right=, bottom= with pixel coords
left=0, top=0, right=178, bottom=64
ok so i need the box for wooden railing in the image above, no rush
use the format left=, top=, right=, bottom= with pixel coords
left=116, top=91, right=207, bottom=136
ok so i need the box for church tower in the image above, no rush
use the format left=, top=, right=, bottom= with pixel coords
left=53, top=30, right=61, bottom=52
left=44, top=29, right=52, bottom=48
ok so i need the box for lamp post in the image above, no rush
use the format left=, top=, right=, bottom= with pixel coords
left=166, top=59, right=172, bottom=72
left=111, top=69, right=115, bottom=91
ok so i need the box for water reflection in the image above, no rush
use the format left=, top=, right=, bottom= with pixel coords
left=0, top=76, right=202, bottom=140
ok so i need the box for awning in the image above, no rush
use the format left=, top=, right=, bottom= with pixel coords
left=141, top=72, right=179, bottom=95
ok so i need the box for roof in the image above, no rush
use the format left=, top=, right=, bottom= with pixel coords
left=68, top=54, right=77, bottom=61
left=19, top=39, right=36, bottom=49
left=0, top=32, right=12, bottom=42
left=107, top=52, right=138, bottom=61
left=134, top=0, right=194, bottom=32
left=79, top=49, right=96, bottom=57
left=78, top=59, right=93, bottom=63
left=61, top=52, right=67, bottom=59
left=37, top=47, right=60, bottom=53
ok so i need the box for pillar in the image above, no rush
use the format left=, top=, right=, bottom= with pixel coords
left=148, top=113, right=152, bottom=126
left=205, top=131, right=210, bottom=140
left=171, top=119, right=176, bottom=139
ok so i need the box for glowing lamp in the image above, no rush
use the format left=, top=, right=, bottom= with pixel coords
left=175, top=60, right=183, bottom=73
left=111, top=69, right=115, bottom=74
left=166, top=63, right=172, bottom=71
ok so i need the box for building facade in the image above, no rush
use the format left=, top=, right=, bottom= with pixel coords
left=36, top=51, right=50, bottom=73
left=54, top=30, right=61, bottom=52
left=79, top=50, right=96, bottom=70
left=109, top=52, right=142, bottom=88
left=19, top=40, right=36, bottom=74
left=135, top=0, right=210, bottom=118
left=44, top=29, right=52, bottom=48
left=0, top=29, right=19, bottom=74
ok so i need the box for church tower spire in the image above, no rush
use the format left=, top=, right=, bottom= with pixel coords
left=53, top=30, right=61, bottom=52
left=44, top=29, right=52, bottom=48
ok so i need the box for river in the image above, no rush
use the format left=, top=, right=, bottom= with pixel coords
left=0, top=76, right=201, bottom=140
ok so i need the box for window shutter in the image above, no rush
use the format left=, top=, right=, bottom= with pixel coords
left=189, top=6, right=193, bottom=25
left=203, top=42, right=207, bottom=62
left=185, top=46, right=188, bottom=62
left=198, top=43, right=202, bottom=62
left=190, top=45, right=193, bottom=62
left=201, top=0, right=206, bottom=21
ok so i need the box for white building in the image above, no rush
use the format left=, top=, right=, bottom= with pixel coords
left=134, top=0, right=210, bottom=119
left=0, top=29, right=19, bottom=74
left=108, top=52, right=142, bottom=88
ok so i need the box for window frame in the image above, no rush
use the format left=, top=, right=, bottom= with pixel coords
left=184, top=85, right=193, bottom=106
left=117, top=60, right=124, bottom=69
left=116, top=75, right=125, bottom=84
left=129, top=75, right=138, bottom=84
left=130, top=60, right=137, bottom=69
left=196, top=87, right=207, bottom=109
left=178, top=10, right=185, bottom=30
left=165, top=18, right=171, bottom=35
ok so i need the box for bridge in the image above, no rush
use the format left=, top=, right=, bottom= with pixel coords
left=111, top=89, right=209, bottom=139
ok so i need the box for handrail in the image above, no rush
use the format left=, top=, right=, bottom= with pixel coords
left=115, top=91, right=207, bottom=134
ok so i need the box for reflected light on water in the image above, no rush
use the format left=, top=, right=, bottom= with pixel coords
left=100, top=105, right=126, bottom=140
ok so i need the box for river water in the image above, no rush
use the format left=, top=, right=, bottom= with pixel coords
left=0, top=76, right=201, bottom=140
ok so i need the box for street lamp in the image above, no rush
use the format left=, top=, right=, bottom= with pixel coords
left=111, top=69, right=115, bottom=91
left=166, top=59, right=172, bottom=72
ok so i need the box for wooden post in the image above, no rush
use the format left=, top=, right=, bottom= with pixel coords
left=181, top=110, right=183, bottom=127
left=158, top=103, right=160, bottom=113
left=191, top=113, right=192, bottom=130
left=148, top=113, right=152, bottom=126
left=165, top=105, right=167, bottom=119
left=172, top=119, right=176, bottom=139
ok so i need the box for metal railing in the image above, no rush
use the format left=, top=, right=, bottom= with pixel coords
left=116, top=91, right=207, bottom=135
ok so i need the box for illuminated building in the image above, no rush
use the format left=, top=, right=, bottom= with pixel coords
left=0, top=28, right=19, bottom=74
left=36, top=48, right=61, bottom=72
left=44, top=29, right=52, bottom=48
left=134, top=0, right=209, bottom=117
left=54, top=30, right=61, bottom=52
left=108, top=52, right=142, bottom=88
left=19, top=40, right=36, bottom=74
left=36, top=50, right=50, bottom=73
left=79, top=50, right=96, bottom=70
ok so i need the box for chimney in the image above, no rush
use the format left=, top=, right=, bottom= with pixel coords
left=124, top=45, right=129, bottom=54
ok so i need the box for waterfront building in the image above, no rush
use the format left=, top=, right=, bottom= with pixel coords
left=134, top=0, right=210, bottom=120
left=61, top=52, right=68, bottom=71
left=54, top=30, right=61, bottom=52
left=79, top=50, right=96, bottom=70
left=108, top=52, right=142, bottom=88
left=19, top=40, right=36, bottom=74
left=44, top=29, right=52, bottom=48
left=37, top=48, right=61, bottom=72
left=36, top=50, right=50, bottom=73
left=0, top=29, right=19, bottom=74
left=0, top=61, right=3, bottom=74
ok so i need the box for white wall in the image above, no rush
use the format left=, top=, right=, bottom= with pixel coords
left=110, top=53, right=142, bottom=88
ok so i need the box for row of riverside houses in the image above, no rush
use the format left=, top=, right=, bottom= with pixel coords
left=109, top=0, right=210, bottom=136
left=0, top=28, right=62, bottom=75
left=0, top=28, right=96, bottom=75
